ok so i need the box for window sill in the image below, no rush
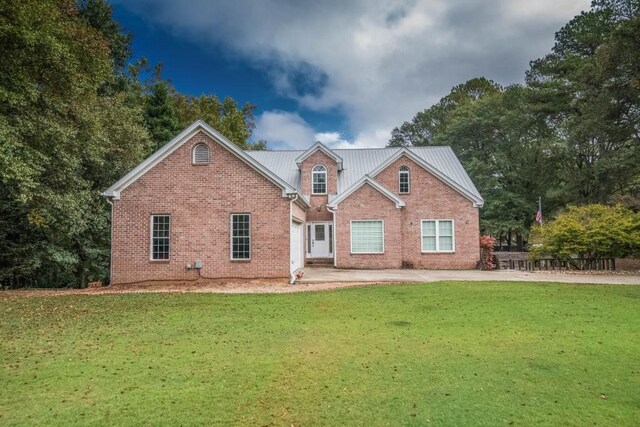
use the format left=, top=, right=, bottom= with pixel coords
left=421, top=251, right=456, bottom=254
left=230, top=259, right=251, bottom=262
left=149, top=259, right=170, bottom=263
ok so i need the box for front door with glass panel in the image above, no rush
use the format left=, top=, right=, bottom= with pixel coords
left=308, top=222, right=332, bottom=258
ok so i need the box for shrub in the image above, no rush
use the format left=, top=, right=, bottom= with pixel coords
left=530, top=204, right=640, bottom=262
left=480, top=235, right=496, bottom=270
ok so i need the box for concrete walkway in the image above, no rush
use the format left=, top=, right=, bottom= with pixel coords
left=299, top=267, right=640, bottom=285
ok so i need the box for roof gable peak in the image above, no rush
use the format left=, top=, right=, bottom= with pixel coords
left=295, top=141, right=343, bottom=171
left=328, top=175, right=405, bottom=209
left=102, top=120, right=302, bottom=201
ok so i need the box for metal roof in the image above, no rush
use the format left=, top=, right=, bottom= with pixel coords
left=246, top=146, right=483, bottom=205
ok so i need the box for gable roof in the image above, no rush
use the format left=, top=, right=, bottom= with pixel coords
left=247, top=146, right=484, bottom=207
left=295, top=141, right=343, bottom=171
left=102, top=120, right=307, bottom=205
left=328, top=176, right=405, bottom=209
left=367, top=148, right=483, bottom=207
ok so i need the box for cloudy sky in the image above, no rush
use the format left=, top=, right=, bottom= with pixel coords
left=113, top=0, right=589, bottom=149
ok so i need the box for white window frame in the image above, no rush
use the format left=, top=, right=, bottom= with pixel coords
left=350, top=220, right=385, bottom=254
left=421, top=219, right=455, bottom=253
left=149, top=214, right=171, bottom=261
left=399, top=166, right=410, bottom=194
left=230, top=213, right=251, bottom=260
left=311, top=164, right=327, bottom=195
left=192, top=143, right=210, bottom=165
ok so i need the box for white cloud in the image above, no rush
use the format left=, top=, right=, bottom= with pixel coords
left=117, top=0, right=590, bottom=148
left=314, top=132, right=350, bottom=147
left=254, top=110, right=315, bottom=149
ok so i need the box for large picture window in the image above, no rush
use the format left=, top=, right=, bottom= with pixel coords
left=421, top=220, right=455, bottom=252
left=231, top=214, right=251, bottom=260
left=350, top=220, right=384, bottom=254
left=312, top=164, right=327, bottom=194
left=151, top=215, right=170, bottom=260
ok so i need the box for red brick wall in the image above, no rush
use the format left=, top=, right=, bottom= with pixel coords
left=300, top=150, right=336, bottom=222
left=373, top=156, right=480, bottom=269
left=111, top=131, right=291, bottom=284
left=335, top=183, right=403, bottom=268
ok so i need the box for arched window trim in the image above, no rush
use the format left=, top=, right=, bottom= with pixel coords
left=399, top=166, right=410, bottom=194
left=312, top=164, right=327, bottom=195
left=192, top=143, right=210, bottom=165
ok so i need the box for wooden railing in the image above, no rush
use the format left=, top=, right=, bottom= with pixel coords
left=505, top=258, right=616, bottom=271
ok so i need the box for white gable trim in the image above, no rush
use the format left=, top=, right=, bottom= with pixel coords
left=101, top=120, right=299, bottom=200
left=328, top=175, right=405, bottom=209
left=295, top=141, right=343, bottom=171
left=369, top=148, right=484, bottom=208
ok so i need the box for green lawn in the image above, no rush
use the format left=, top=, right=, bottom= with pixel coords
left=1, top=282, right=639, bottom=426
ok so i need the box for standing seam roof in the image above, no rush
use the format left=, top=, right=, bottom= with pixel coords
left=246, top=147, right=483, bottom=203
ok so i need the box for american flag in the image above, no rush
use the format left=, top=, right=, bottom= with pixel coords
left=535, top=209, right=542, bottom=224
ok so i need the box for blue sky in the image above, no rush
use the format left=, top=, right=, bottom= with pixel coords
left=112, top=0, right=589, bottom=149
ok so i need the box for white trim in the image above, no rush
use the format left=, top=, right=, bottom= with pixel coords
left=307, top=221, right=333, bottom=258
left=150, top=214, right=171, bottom=261
left=296, top=141, right=343, bottom=170
left=102, top=120, right=299, bottom=199
left=368, top=148, right=484, bottom=207
left=328, top=175, right=405, bottom=209
left=399, top=166, right=410, bottom=194
left=230, top=213, right=251, bottom=261
left=192, top=143, right=210, bottom=164
left=328, top=206, right=338, bottom=267
left=421, top=219, right=456, bottom=253
left=350, top=219, right=385, bottom=254
left=106, top=198, right=114, bottom=281
left=311, top=164, right=328, bottom=195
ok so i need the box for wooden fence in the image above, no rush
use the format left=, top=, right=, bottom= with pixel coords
left=505, top=258, right=616, bottom=271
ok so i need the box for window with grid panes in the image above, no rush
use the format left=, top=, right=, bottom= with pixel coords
left=231, top=214, right=251, bottom=259
left=399, top=166, right=410, bottom=193
left=312, top=165, right=327, bottom=194
left=151, top=215, right=170, bottom=260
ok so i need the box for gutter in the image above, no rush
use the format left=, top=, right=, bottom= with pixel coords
left=289, top=193, right=299, bottom=284
left=327, top=205, right=338, bottom=268
left=105, top=196, right=115, bottom=284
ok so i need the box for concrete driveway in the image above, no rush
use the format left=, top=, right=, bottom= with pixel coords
left=299, top=267, right=640, bottom=285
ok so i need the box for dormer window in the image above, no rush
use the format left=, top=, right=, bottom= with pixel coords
left=312, top=164, right=327, bottom=194
left=399, top=166, right=410, bottom=194
left=192, top=143, right=210, bottom=165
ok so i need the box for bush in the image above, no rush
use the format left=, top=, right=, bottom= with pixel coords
left=530, top=204, right=640, bottom=262
left=480, top=235, right=496, bottom=270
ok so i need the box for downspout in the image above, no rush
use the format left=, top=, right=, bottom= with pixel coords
left=105, top=197, right=114, bottom=285
left=327, top=205, right=338, bottom=268
left=289, top=193, right=299, bottom=284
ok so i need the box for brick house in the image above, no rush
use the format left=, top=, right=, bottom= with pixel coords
left=102, top=120, right=483, bottom=284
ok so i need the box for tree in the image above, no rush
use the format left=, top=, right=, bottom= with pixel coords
left=0, top=0, right=151, bottom=287
left=435, top=86, right=562, bottom=247
left=173, top=92, right=265, bottom=150
left=530, top=204, right=640, bottom=263
left=144, top=80, right=182, bottom=151
left=389, top=77, right=501, bottom=147
left=526, top=0, right=640, bottom=204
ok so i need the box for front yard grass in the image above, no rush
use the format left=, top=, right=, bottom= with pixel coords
left=1, top=281, right=639, bottom=426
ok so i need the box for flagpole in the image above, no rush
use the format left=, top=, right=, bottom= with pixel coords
left=538, top=197, right=542, bottom=225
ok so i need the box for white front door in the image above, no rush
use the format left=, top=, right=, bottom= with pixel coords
left=290, top=221, right=303, bottom=272
left=308, top=222, right=332, bottom=258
